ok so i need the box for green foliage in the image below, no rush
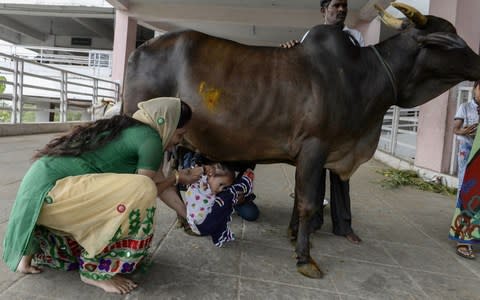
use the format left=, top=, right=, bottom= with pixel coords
left=44, top=111, right=83, bottom=122
left=0, top=110, right=10, bottom=122
left=0, top=76, right=6, bottom=94
left=0, top=107, right=84, bottom=123
left=377, top=168, right=457, bottom=196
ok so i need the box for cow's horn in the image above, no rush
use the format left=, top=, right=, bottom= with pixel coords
left=374, top=4, right=409, bottom=30
left=392, top=2, right=427, bottom=28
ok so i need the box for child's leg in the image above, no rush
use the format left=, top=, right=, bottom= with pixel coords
left=235, top=200, right=259, bottom=221
left=196, top=193, right=237, bottom=246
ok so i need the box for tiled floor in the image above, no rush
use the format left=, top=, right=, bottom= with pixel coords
left=0, top=134, right=478, bottom=299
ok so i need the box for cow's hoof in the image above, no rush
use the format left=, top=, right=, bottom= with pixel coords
left=297, top=260, right=323, bottom=278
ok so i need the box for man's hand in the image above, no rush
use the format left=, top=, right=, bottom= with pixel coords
left=280, top=40, right=300, bottom=48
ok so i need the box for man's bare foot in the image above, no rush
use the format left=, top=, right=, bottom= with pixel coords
left=17, top=255, right=42, bottom=274
left=345, top=232, right=362, bottom=244
left=80, top=274, right=138, bottom=294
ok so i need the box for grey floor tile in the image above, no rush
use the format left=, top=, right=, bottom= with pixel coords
left=409, top=270, right=480, bottom=300
left=0, top=162, right=31, bottom=186
left=310, top=233, right=397, bottom=266
left=352, top=211, right=438, bottom=248
left=0, top=149, right=37, bottom=164
left=0, top=268, right=121, bottom=300
left=384, top=243, right=476, bottom=278
left=150, top=202, right=178, bottom=250
left=327, top=257, right=426, bottom=300
left=239, top=242, right=336, bottom=292
left=239, top=278, right=340, bottom=300
left=1, top=134, right=477, bottom=299
left=0, top=183, right=18, bottom=224
left=405, top=213, right=456, bottom=248
left=242, top=221, right=293, bottom=251
left=0, top=291, right=58, bottom=300
left=131, top=262, right=238, bottom=299
left=340, top=295, right=375, bottom=300
left=155, top=228, right=242, bottom=275
left=241, top=203, right=295, bottom=251
left=0, top=223, right=24, bottom=293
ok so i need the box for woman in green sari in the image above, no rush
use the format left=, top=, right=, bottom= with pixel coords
left=3, top=97, right=203, bottom=294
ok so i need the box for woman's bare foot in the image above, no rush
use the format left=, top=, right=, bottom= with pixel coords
left=80, top=274, right=138, bottom=294
left=17, top=255, right=42, bottom=274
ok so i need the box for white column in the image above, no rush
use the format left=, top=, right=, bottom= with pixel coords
left=111, top=10, right=137, bottom=86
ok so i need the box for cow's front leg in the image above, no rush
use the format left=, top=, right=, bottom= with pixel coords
left=294, top=139, right=326, bottom=278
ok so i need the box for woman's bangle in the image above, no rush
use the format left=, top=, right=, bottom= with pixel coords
left=174, top=170, right=180, bottom=186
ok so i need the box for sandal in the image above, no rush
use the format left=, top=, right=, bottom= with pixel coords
left=456, top=244, right=476, bottom=259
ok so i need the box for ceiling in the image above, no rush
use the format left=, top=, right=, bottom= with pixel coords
left=0, top=0, right=396, bottom=49
left=0, top=3, right=115, bottom=47
left=108, top=0, right=394, bottom=46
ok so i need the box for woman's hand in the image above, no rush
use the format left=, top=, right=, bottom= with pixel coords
left=203, top=165, right=216, bottom=177
left=178, top=166, right=203, bottom=185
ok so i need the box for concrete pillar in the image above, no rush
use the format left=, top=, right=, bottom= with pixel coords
left=111, top=10, right=137, bottom=86
left=81, top=110, right=91, bottom=121
left=415, top=0, right=480, bottom=173
left=35, top=102, right=51, bottom=122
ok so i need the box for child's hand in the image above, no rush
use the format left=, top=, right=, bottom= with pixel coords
left=236, top=193, right=246, bottom=205
left=179, top=167, right=203, bottom=184
left=243, top=168, right=254, bottom=181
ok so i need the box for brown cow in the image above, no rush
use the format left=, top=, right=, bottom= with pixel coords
left=123, top=3, right=480, bottom=278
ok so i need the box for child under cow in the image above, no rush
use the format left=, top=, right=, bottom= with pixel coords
left=183, top=162, right=254, bottom=246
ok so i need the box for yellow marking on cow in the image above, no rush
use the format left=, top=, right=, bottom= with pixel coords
left=199, top=81, right=221, bottom=111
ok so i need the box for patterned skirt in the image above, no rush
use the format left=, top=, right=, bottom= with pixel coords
left=449, top=144, right=480, bottom=244
left=34, top=173, right=158, bottom=280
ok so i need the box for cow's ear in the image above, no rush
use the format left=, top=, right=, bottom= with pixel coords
left=417, top=32, right=467, bottom=50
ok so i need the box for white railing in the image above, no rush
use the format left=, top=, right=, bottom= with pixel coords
left=379, top=106, right=420, bottom=162
left=378, top=85, right=472, bottom=176
left=0, top=44, right=113, bottom=78
left=0, top=51, right=120, bottom=124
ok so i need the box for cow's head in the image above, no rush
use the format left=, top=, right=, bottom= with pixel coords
left=377, top=2, right=480, bottom=108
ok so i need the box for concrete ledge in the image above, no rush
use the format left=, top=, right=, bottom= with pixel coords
left=0, top=122, right=88, bottom=137
left=374, top=150, right=458, bottom=189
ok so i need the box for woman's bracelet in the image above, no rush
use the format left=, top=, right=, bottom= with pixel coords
left=174, top=170, right=180, bottom=186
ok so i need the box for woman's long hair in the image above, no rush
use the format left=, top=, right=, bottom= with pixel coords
left=33, top=101, right=192, bottom=159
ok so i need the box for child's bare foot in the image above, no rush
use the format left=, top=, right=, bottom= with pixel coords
left=80, top=274, right=138, bottom=294
left=17, top=255, right=41, bottom=274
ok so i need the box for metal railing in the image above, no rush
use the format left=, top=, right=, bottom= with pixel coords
left=0, top=51, right=120, bottom=124
left=378, top=85, right=472, bottom=176
left=379, top=106, right=419, bottom=161
left=0, top=44, right=112, bottom=67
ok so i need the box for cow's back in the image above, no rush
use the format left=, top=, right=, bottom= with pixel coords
left=123, top=30, right=317, bottom=163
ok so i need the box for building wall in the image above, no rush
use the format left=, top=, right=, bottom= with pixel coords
left=415, top=0, right=480, bottom=174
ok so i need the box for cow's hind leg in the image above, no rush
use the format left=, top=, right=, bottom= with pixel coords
left=288, top=195, right=299, bottom=243
left=294, top=139, right=326, bottom=278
